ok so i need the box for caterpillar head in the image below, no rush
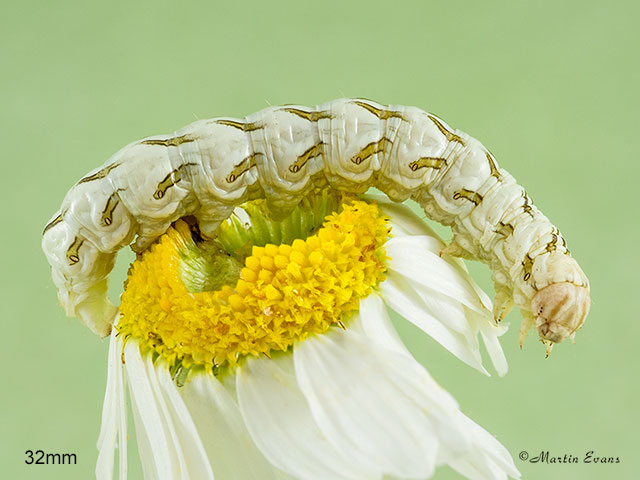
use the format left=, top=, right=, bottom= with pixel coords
left=531, top=282, right=590, bottom=343
left=530, top=252, right=591, bottom=352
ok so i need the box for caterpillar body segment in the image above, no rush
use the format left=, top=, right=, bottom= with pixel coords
left=42, top=212, right=118, bottom=335
left=243, top=106, right=327, bottom=214
left=42, top=98, right=590, bottom=350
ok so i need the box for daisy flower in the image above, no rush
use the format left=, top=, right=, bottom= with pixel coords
left=96, top=190, right=520, bottom=480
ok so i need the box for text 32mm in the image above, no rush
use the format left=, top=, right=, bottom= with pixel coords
left=25, top=450, right=76, bottom=465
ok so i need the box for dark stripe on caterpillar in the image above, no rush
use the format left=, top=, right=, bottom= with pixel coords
left=141, top=134, right=195, bottom=147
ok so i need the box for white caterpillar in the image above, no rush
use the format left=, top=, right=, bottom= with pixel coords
left=42, top=98, right=590, bottom=353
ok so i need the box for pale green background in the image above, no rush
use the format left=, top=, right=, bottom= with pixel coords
left=1, top=0, right=638, bottom=478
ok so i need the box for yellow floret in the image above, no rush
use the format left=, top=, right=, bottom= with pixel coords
left=117, top=198, right=389, bottom=370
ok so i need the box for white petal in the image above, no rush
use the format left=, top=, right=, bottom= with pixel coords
left=360, top=295, right=519, bottom=478
left=474, top=312, right=509, bottom=377
left=409, top=277, right=479, bottom=340
left=123, top=341, right=181, bottom=479
left=154, top=361, right=214, bottom=479
left=357, top=296, right=473, bottom=457
left=180, top=370, right=282, bottom=480
left=237, top=355, right=371, bottom=480
left=376, top=195, right=508, bottom=376
left=380, top=275, right=488, bottom=374
left=375, top=194, right=508, bottom=376
left=143, top=356, right=192, bottom=476
left=358, top=295, right=457, bottom=403
left=464, top=267, right=493, bottom=312
left=357, top=293, right=408, bottom=357
left=448, top=414, right=521, bottom=480
left=372, top=196, right=445, bottom=241
left=386, top=235, right=488, bottom=314
left=386, top=239, right=509, bottom=375
left=116, top=338, right=127, bottom=479
left=96, top=326, right=123, bottom=480
left=375, top=196, right=493, bottom=311
left=129, top=389, right=157, bottom=480
left=294, top=326, right=441, bottom=479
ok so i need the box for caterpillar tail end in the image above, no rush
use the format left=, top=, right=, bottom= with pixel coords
left=63, top=279, right=118, bottom=337
left=76, top=301, right=117, bottom=337
left=530, top=282, right=591, bottom=354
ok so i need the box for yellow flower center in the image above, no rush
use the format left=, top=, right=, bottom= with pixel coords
left=117, top=195, right=389, bottom=372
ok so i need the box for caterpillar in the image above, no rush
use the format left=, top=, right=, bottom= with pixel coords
left=42, top=98, right=590, bottom=354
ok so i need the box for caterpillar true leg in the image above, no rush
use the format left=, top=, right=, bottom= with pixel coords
left=42, top=98, right=590, bottom=352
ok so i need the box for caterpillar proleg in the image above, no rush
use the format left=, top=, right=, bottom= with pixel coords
left=42, top=98, right=590, bottom=353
